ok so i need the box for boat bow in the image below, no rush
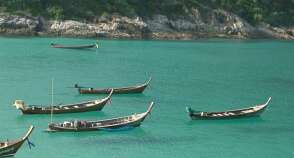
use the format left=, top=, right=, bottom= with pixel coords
left=135, top=102, right=154, bottom=120
left=253, top=97, right=271, bottom=110
left=22, top=126, right=34, bottom=141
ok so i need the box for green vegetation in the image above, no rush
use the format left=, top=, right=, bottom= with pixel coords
left=202, top=0, right=294, bottom=26
left=0, top=0, right=293, bottom=26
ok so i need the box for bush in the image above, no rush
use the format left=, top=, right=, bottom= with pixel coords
left=47, top=6, right=64, bottom=20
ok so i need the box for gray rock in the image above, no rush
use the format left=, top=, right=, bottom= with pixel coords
left=146, top=15, right=173, bottom=32
left=0, top=11, right=293, bottom=40
left=46, top=15, right=147, bottom=38
left=256, top=23, right=294, bottom=39
left=210, top=9, right=254, bottom=38
left=170, top=19, right=197, bottom=31
left=0, top=15, right=39, bottom=35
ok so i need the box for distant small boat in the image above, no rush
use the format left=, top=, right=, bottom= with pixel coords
left=12, top=89, right=113, bottom=114
left=0, top=126, right=34, bottom=157
left=186, top=97, right=271, bottom=120
left=46, top=102, right=154, bottom=132
left=51, top=43, right=98, bottom=49
left=75, top=77, right=151, bottom=94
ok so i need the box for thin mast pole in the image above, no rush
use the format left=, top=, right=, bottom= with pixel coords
left=50, top=78, right=54, bottom=123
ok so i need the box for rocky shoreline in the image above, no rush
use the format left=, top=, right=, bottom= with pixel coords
left=0, top=9, right=293, bottom=40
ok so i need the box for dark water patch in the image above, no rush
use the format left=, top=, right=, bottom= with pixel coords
left=267, top=77, right=294, bottom=87
left=185, top=116, right=266, bottom=126
left=54, top=48, right=98, bottom=53
left=99, top=126, right=135, bottom=132
left=234, top=125, right=294, bottom=134
left=45, top=128, right=198, bottom=146
left=81, top=135, right=197, bottom=146
left=111, top=93, right=149, bottom=98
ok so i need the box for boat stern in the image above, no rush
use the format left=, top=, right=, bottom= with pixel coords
left=12, top=100, right=26, bottom=110
left=186, top=107, right=193, bottom=114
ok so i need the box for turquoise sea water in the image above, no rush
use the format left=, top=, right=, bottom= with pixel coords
left=0, top=37, right=293, bottom=158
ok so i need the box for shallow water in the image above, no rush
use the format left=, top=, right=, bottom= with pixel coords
left=0, top=37, right=293, bottom=158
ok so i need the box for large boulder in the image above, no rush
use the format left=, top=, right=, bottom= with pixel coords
left=0, top=15, right=39, bottom=35
left=95, top=15, right=147, bottom=38
left=49, top=20, right=96, bottom=37
left=255, top=23, right=294, bottom=39
left=146, top=15, right=173, bottom=32
left=145, top=9, right=255, bottom=39
left=209, top=9, right=254, bottom=38
left=47, top=15, right=147, bottom=38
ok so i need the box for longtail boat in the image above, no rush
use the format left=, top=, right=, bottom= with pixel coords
left=46, top=102, right=154, bottom=132
left=12, top=89, right=113, bottom=114
left=186, top=97, right=271, bottom=120
left=0, top=126, right=34, bottom=157
left=75, top=77, right=151, bottom=94
left=51, top=43, right=98, bottom=49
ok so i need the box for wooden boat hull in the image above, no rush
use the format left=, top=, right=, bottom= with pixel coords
left=20, top=103, right=107, bottom=114
left=13, top=90, right=113, bottom=115
left=51, top=43, right=97, bottom=49
left=46, top=102, right=154, bottom=132
left=47, top=119, right=144, bottom=132
left=187, top=97, right=271, bottom=120
left=188, top=108, right=266, bottom=120
left=0, top=126, right=34, bottom=157
left=0, top=141, right=25, bottom=157
left=76, top=77, right=151, bottom=94
left=78, top=85, right=147, bottom=94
